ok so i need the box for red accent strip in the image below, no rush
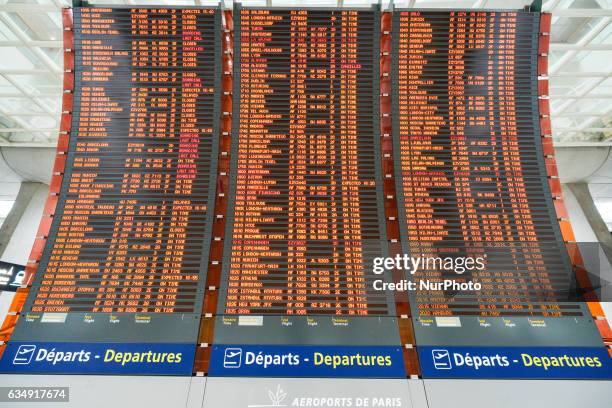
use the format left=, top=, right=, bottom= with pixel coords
left=382, top=11, right=419, bottom=377
left=0, top=7, right=75, bottom=342
left=539, top=99, right=550, bottom=116
left=195, top=9, right=233, bottom=374
left=538, top=79, right=549, bottom=96
left=540, top=13, right=552, bottom=33
left=537, top=12, right=609, bottom=327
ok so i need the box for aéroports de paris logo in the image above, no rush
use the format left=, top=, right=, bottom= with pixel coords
left=431, top=349, right=452, bottom=370
left=247, top=385, right=288, bottom=408
left=13, top=344, right=36, bottom=365
left=223, top=347, right=243, bottom=368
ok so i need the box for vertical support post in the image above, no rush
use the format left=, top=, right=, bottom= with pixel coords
left=0, top=182, right=41, bottom=260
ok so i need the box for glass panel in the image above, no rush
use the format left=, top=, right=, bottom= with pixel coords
left=567, top=0, right=604, bottom=9
left=0, top=19, right=18, bottom=41
left=344, top=0, right=376, bottom=6
left=7, top=132, right=35, bottom=143
left=591, top=77, right=612, bottom=95
left=46, top=11, right=62, bottom=32
left=413, top=0, right=474, bottom=7
left=0, top=113, right=16, bottom=127
left=0, top=97, right=44, bottom=113
left=574, top=50, right=610, bottom=69
left=272, top=0, right=337, bottom=5
left=0, top=0, right=58, bottom=4
left=549, top=50, right=567, bottom=67
left=550, top=85, right=574, bottom=96
left=5, top=12, right=37, bottom=41
left=7, top=73, right=60, bottom=94
left=0, top=76, right=20, bottom=94
left=40, top=47, right=62, bottom=66
left=40, top=96, right=61, bottom=111
left=573, top=77, right=603, bottom=94
left=586, top=117, right=607, bottom=128
left=550, top=98, right=568, bottom=111
left=14, top=115, right=56, bottom=128
left=554, top=115, right=601, bottom=128
left=6, top=10, right=62, bottom=43
left=550, top=76, right=601, bottom=95
left=486, top=0, right=539, bottom=8
left=84, top=0, right=127, bottom=4
left=0, top=47, right=38, bottom=70
left=552, top=117, right=574, bottom=128
left=552, top=131, right=579, bottom=142
left=554, top=131, right=611, bottom=143
left=550, top=17, right=600, bottom=43
left=543, top=0, right=559, bottom=9
left=235, top=0, right=267, bottom=5
left=591, top=23, right=612, bottom=45
left=563, top=98, right=612, bottom=114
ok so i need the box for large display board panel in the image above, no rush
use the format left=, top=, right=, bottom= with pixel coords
left=391, top=9, right=602, bottom=347
left=213, top=6, right=401, bottom=347
left=9, top=7, right=221, bottom=348
left=0, top=5, right=608, bottom=380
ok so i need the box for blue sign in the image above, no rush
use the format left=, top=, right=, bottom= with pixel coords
left=0, top=342, right=195, bottom=375
left=419, top=346, right=612, bottom=379
left=209, top=344, right=406, bottom=378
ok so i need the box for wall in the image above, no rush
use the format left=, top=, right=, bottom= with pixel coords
left=0, top=183, right=48, bottom=266
left=562, top=185, right=612, bottom=321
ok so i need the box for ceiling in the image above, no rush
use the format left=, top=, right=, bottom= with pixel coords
left=0, top=0, right=610, bottom=147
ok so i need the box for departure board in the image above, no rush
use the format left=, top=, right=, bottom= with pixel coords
left=11, top=7, right=221, bottom=343
left=2, top=5, right=607, bottom=379
left=392, top=10, right=601, bottom=346
left=214, top=7, right=400, bottom=345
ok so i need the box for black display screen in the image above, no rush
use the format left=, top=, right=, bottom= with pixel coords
left=12, top=7, right=221, bottom=343
left=392, top=10, right=600, bottom=347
